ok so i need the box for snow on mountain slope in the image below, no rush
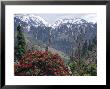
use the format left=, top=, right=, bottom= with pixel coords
left=52, top=18, right=88, bottom=29
left=14, top=14, right=96, bottom=30
left=15, top=14, right=50, bottom=27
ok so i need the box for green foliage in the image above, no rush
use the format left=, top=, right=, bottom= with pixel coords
left=68, top=60, right=97, bottom=76
left=86, top=63, right=97, bottom=76
left=68, top=44, right=97, bottom=76
left=82, top=37, right=97, bottom=57
left=15, top=24, right=26, bottom=61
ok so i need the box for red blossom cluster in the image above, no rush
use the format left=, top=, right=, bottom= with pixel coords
left=14, top=50, right=71, bottom=76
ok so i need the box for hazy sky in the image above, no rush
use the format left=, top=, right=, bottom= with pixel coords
left=34, top=13, right=97, bottom=24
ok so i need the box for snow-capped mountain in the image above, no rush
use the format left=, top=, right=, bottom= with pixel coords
left=50, top=18, right=96, bottom=54
left=14, top=14, right=51, bottom=44
left=14, top=14, right=96, bottom=30
left=14, top=14, right=97, bottom=55
left=14, top=14, right=50, bottom=30
left=52, top=18, right=88, bottom=29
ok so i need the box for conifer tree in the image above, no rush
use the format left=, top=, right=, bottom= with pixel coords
left=15, top=24, right=26, bottom=61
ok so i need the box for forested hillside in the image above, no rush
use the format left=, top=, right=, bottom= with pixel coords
left=14, top=14, right=97, bottom=76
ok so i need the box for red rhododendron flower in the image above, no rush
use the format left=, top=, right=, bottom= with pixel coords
left=14, top=50, right=71, bottom=76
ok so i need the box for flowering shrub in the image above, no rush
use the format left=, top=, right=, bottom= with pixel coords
left=14, top=50, right=71, bottom=76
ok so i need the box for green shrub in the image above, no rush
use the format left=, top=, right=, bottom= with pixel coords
left=68, top=60, right=97, bottom=76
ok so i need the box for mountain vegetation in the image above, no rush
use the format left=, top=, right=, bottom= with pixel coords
left=14, top=14, right=97, bottom=76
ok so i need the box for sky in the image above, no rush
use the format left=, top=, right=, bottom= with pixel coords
left=33, top=13, right=97, bottom=24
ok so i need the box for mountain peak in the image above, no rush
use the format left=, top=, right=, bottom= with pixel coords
left=15, top=14, right=50, bottom=27
left=52, top=17, right=88, bottom=29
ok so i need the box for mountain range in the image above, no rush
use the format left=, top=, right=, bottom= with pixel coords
left=14, top=14, right=97, bottom=56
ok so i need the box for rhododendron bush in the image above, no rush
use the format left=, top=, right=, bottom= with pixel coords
left=14, top=51, right=71, bottom=76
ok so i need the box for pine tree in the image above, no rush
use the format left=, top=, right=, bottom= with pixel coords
left=15, top=24, right=26, bottom=61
